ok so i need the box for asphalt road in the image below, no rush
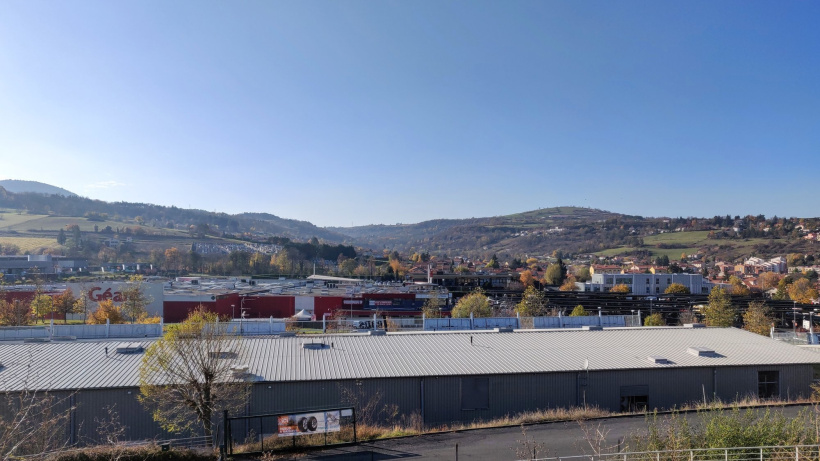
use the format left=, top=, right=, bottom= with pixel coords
left=283, top=405, right=812, bottom=461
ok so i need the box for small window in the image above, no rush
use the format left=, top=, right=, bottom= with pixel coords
left=758, top=371, right=779, bottom=399
left=461, top=377, right=489, bottom=410
left=667, top=278, right=671, bottom=284
left=646, top=287, right=650, bottom=293
left=656, top=287, right=660, bottom=293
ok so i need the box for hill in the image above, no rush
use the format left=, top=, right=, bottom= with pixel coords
left=0, top=180, right=76, bottom=196
left=330, top=207, right=642, bottom=258
left=0, top=186, right=349, bottom=243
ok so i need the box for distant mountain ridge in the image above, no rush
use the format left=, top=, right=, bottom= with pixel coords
left=0, top=184, right=348, bottom=242
left=0, top=180, right=77, bottom=197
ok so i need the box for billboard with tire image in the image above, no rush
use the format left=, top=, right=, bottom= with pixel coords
left=277, top=411, right=341, bottom=437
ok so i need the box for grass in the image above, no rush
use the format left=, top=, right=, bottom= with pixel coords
left=0, top=236, right=59, bottom=252
left=235, top=396, right=820, bottom=458
left=594, top=230, right=775, bottom=260
left=0, top=212, right=49, bottom=229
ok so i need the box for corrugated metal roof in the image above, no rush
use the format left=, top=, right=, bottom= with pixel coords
left=0, top=327, right=818, bottom=392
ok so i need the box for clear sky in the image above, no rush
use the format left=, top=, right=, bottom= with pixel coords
left=1, top=1, right=818, bottom=227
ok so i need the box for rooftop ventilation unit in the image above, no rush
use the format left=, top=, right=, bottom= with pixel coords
left=687, top=346, right=716, bottom=357
left=582, top=326, right=603, bottom=331
left=493, top=327, right=514, bottom=333
left=648, top=356, right=669, bottom=364
left=208, top=350, right=235, bottom=359
left=302, top=342, right=329, bottom=350
left=230, top=364, right=249, bottom=375
left=368, top=330, right=387, bottom=336
left=684, top=323, right=706, bottom=328
left=115, top=343, right=144, bottom=354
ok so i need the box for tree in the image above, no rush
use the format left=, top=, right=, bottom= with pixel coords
left=728, top=276, right=750, bottom=296
left=388, top=259, right=405, bottom=281
left=644, top=313, right=665, bottom=326
left=569, top=305, right=587, bottom=316
left=664, top=283, right=690, bottom=295
left=486, top=254, right=499, bottom=269
left=56, top=229, right=66, bottom=246
left=757, top=272, right=781, bottom=291
left=519, top=270, right=535, bottom=288
left=559, top=275, right=578, bottom=292
left=138, top=308, right=251, bottom=437
left=743, top=300, right=774, bottom=336
left=610, top=284, right=631, bottom=293
left=702, top=286, right=735, bottom=327
left=165, top=247, right=181, bottom=272
left=543, top=263, right=564, bottom=285
left=88, top=299, right=125, bottom=324
left=0, top=299, right=33, bottom=326
left=788, top=278, right=818, bottom=304
left=73, top=285, right=92, bottom=322
left=421, top=296, right=443, bottom=318
left=515, top=286, right=547, bottom=317
left=575, top=267, right=591, bottom=283
left=120, top=276, right=152, bottom=323
left=51, top=290, right=77, bottom=324
left=451, top=290, right=492, bottom=318
left=30, top=294, right=53, bottom=323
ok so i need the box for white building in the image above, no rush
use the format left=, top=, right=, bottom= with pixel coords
left=577, top=273, right=716, bottom=295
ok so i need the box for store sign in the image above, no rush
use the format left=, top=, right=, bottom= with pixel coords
left=278, top=411, right=340, bottom=437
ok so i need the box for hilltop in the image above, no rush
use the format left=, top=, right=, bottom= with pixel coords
left=0, top=180, right=77, bottom=197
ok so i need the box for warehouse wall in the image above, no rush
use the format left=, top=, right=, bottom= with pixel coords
left=5, top=364, right=814, bottom=445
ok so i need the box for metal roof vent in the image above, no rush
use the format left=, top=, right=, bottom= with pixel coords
left=582, top=326, right=603, bottom=331
left=302, top=341, right=329, bottom=350
left=648, top=356, right=669, bottom=364
left=115, top=343, right=144, bottom=354
left=208, top=350, right=235, bottom=359
left=368, top=330, right=387, bottom=336
left=493, top=327, right=514, bottom=333
left=684, top=323, right=706, bottom=328
left=687, top=346, right=716, bottom=357
left=230, top=364, right=249, bottom=375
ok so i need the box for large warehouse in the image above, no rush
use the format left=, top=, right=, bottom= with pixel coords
left=0, top=326, right=818, bottom=443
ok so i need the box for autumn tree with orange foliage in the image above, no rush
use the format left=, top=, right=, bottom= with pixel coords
left=610, top=284, right=631, bottom=293
left=51, top=290, right=77, bottom=324
left=788, top=278, right=819, bottom=304
left=519, top=270, right=535, bottom=288
left=88, top=299, right=125, bottom=324
left=559, top=275, right=578, bottom=291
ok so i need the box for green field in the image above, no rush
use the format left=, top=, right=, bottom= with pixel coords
left=594, top=230, right=769, bottom=260
left=0, top=211, right=50, bottom=229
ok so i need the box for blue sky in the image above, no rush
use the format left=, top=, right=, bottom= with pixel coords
left=1, top=1, right=818, bottom=227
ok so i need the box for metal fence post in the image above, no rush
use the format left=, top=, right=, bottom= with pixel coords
left=795, top=446, right=799, bottom=461
left=353, top=407, right=357, bottom=443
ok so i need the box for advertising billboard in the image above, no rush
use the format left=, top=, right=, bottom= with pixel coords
left=277, top=411, right=341, bottom=437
